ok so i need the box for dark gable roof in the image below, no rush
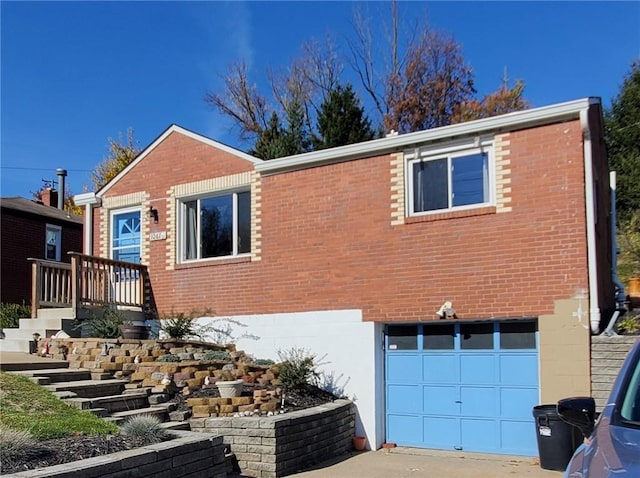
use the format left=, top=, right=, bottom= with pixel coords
left=0, top=197, right=83, bottom=225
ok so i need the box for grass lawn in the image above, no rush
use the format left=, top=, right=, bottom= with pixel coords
left=0, top=372, right=119, bottom=439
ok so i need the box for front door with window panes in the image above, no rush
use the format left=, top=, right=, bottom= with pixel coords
left=112, top=210, right=141, bottom=264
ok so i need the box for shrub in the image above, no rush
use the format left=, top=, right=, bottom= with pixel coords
left=75, top=306, right=124, bottom=339
left=202, top=350, right=231, bottom=361
left=160, top=311, right=197, bottom=339
left=277, top=347, right=319, bottom=393
left=0, top=427, right=36, bottom=462
left=156, top=354, right=181, bottom=362
left=616, top=315, right=640, bottom=335
left=0, top=303, right=31, bottom=329
left=252, top=358, right=275, bottom=367
left=121, top=415, right=170, bottom=443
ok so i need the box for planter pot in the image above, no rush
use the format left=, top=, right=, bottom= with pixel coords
left=216, top=379, right=244, bottom=398
left=119, top=324, right=149, bottom=340
left=352, top=435, right=367, bottom=451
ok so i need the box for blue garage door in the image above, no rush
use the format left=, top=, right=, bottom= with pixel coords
left=385, top=321, right=539, bottom=456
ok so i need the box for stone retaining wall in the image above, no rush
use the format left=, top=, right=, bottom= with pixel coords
left=4, top=431, right=228, bottom=478
left=190, top=399, right=355, bottom=478
left=591, top=335, right=638, bottom=410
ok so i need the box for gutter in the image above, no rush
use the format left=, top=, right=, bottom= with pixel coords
left=580, top=109, right=601, bottom=334
left=257, top=98, right=600, bottom=175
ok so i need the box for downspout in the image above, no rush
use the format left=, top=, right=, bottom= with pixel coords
left=580, top=108, right=601, bottom=334
left=610, top=171, right=626, bottom=306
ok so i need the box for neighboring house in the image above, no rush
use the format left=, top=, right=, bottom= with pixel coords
left=75, top=98, right=616, bottom=456
left=0, top=192, right=83, bottom=305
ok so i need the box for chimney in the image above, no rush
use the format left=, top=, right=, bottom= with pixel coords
left=40, top=188, right=59, bottom=207
left=56, top=168, right=67, bottom=210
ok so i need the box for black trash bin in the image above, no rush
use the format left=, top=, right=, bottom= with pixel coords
left=532, top=404, right=582, bottom=471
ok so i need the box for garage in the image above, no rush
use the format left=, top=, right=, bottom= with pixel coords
left=385, top=320, right=539, bottom=456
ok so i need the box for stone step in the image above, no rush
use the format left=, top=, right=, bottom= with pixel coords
left=160, top=421, right=190, bottom=431
left=13, top=368, right=92, bottom=383
left=89, top=407, right=109, bottom=418
left=43, top=378, right=128, bottom=398
left=64, top=391, right=149, bottom=413
left=52, top=390, right=78, bottom=400
left=106, top=406, right=169, bottom=425
left=92, top=392, right=150, bottom=413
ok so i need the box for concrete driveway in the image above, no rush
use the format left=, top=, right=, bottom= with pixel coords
left=290, top=448, right=562, bottom=478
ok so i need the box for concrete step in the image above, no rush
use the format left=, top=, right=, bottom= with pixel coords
left=36, top=308, right=75, bottom=320
left=13, top=368, right=92, bottom=383
left=18, top=316, right=76, bottom=331
left=0, top=338, right=31, bottom=353
left=43, top=378, right=128, bottom=398
left=106, top=406, right=169, bottom=425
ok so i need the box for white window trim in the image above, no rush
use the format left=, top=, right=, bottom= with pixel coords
left=109, top=206, right=142, bottom=262
left=45, top=224, right=62, bottom=261
left=177, top=188, right=251, bottom=264
left=406, top=138, right=495, bottom=217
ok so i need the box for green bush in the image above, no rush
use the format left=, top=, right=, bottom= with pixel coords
left=0, top=303, right=31, bottom=329
left=160, top=311, right=196, bottom=339
left=616, top=315, right=640, bottom=335
left=277, top=348, right=319, bottom=393
left=252, top=358, right=275, bottom=367
left=121, top=415, right=170, bottom=443
left=202, top=350, right=231, bottom=361
left=0, top=427, right=36, bottom=462
left=75, top=306, right=124, bottom=339
left=156, top=354, right=181, bottom=362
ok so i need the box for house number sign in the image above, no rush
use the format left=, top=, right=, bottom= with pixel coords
left=149, top=231, right=167, bottom=241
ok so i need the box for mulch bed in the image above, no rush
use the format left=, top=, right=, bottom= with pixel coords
left=0, top=435, right=163, bottom=475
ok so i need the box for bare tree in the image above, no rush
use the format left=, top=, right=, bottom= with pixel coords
left=204, top=60, right=270, bottom=141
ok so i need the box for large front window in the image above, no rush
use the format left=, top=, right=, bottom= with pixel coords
left=409, top=149, right=491, bottom=215
left=182, top=191, right=250, bottom=261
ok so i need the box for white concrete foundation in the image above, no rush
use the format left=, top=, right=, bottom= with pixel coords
left=195, top=310, right=385, bottom=449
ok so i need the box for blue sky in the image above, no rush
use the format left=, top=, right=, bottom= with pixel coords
left=1, top=1, right=639, bottom=199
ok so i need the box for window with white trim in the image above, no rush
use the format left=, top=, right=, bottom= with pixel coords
left=180, top=190, right=250, bottom=261
left=407, top=144, right=493, bottom=215
left=45, top=224, right=62, bottom=261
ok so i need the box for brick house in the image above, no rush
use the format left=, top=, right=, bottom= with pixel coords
left=76, top=97, right=616, bottom=455
left=1, top=193, right=83, bottom=305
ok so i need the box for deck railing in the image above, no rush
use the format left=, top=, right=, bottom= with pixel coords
left=29, top=259, right=72, bottom=317
left=30, top=252, right=153, bottom=318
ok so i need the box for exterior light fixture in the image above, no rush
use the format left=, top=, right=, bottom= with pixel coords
left=149, top=206, right=159, bottom=223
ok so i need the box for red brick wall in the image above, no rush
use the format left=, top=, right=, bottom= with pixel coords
left=98, top=119, right=611, bottom=323
left=1, top=210, right=82, bottom=305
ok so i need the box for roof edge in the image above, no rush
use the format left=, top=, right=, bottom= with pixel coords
left=97, top=125, right=262, bottom=197
left=256, top=97, right=600, bottom=174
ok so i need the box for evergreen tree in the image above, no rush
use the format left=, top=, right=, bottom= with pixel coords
left=606, top=61, right=640, bottom=223
left=249, top=103, right=311, bottom=160
left=314, top=84, right=375, bottom=150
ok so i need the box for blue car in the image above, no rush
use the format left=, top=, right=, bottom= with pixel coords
left=558, top=338, right=640, bottom=477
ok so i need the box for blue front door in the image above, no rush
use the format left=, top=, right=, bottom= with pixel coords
left=385, top=321, right=539, bottom=456
left=112, top=210, right=141, bottom=264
